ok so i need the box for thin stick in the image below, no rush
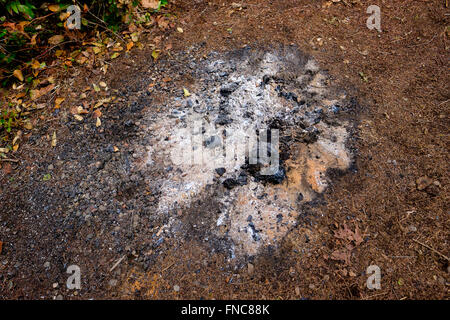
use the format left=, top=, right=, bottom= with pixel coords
left=413, top=239, right=449, bottom=261
left=162, top=262, right=175, bottom=272
left=362, top=291, right=387, bottom=300
left=0, top=158, right=19, bottom=163
left=110, top=255, right=126, bottom=272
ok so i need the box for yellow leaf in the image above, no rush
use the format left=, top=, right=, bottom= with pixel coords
left=111, top=52, right=120, bottom=59
left=13, top=69, right=24, bottom=81
left=152, top=50, right=160, bottom=60
left=183, top=88, right=191, bottom=97
left=126, top=41, right=134, bottom=51
left=59, top=12, right=70, bottom=21
left=113, top=146, right=119, bottom=152
left=177, top=27, right=184, bottom=33
left=48, top=4, right=60, bottom=12
left=31, top=60, right=41, bottom=69
left=74, top=114, right=83, bottom=121
left=13, top=144, right=19, bottom=152
left=24, top=122, right=33, bottom=130
left=0, top=147, right=9, bottom=154
left=96, top=117, right=101, bottom=127
left=99, top=81, right=107, bottom=87
left=30, top=34, right=37, bottom=45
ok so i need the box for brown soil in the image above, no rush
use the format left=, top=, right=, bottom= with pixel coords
left=1, top=0, right=448, bottom=300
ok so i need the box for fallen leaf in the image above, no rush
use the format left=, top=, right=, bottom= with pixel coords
left=99, top=81, right=107, bottom=87
left=110, top=52, right=120, bottom=59
left=141, top=0, right=160, bottom=9
left=51, top=131, right=57, bottom=147
left=126, top=41, right=134, bottom=51
left=93, top=83, right=100, bottom=92
left=96, top=117, right=101, bottom=127
left=183, top=88, right=191, bottom=97
left=48, top=4, right=60, bottom=12
left=30, top=84, right=55, bottom=100
left=151, top=50, right=160, bottom=60
left=55, top=97, right=65, bottom=108
left=12, top=131, right=22, bottom=145
left=13, top=69, right=24, bottom=81
left=330, top=250, right=351, bottom=265
left=76, top=106, right=88, bottom=114
left=74, top=114, right=84, bottom=121
left=59, top=11, right=70, bottom=21
left=334, top=223, right=363, bottom=246
left=113, top=146, right=119, bottom=152
left=177, top=27, right=184, bottom=33
left=93, top=109, right=102, bottom=118
left=48, top=35, right=64, bottom=45
left=43, top=173, right=51, bottom=181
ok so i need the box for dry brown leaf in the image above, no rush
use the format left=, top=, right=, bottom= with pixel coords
left=48, top=35, right=64, bottom=45
left=141, top=0, right=160, bottom=9
left=330, top=250, right=351, bottom=265
left=334, top=223, right=363, bottom=246
left=93, top=109, right=102, bottom=118
left=30, top=84, right=55, bottom=100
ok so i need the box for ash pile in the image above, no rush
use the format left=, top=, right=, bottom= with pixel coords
left=140, top=45, right=355, bottom=258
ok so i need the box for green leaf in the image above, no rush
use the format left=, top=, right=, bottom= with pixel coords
left=17, top=4, right=35, bottom=19
left=10, top=2, right=19, bottom=15
left=43, top=173, right=51, bottom=181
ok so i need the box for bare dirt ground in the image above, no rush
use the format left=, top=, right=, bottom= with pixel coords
left=0, top=0, right=449, bottom=300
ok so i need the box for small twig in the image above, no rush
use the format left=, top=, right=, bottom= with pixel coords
left=407, top=34, right=437, bottom=48
left=162, top=262, right=175, bottom=272
left=362, top=291, right=387, bottom=300
left=110, top=255, right=126, bottom=272
left=413, top=239, right=449, bottom=261
left=437, top=99, right=450, bottom=106
left=0, top=158, right=19, bottom=163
